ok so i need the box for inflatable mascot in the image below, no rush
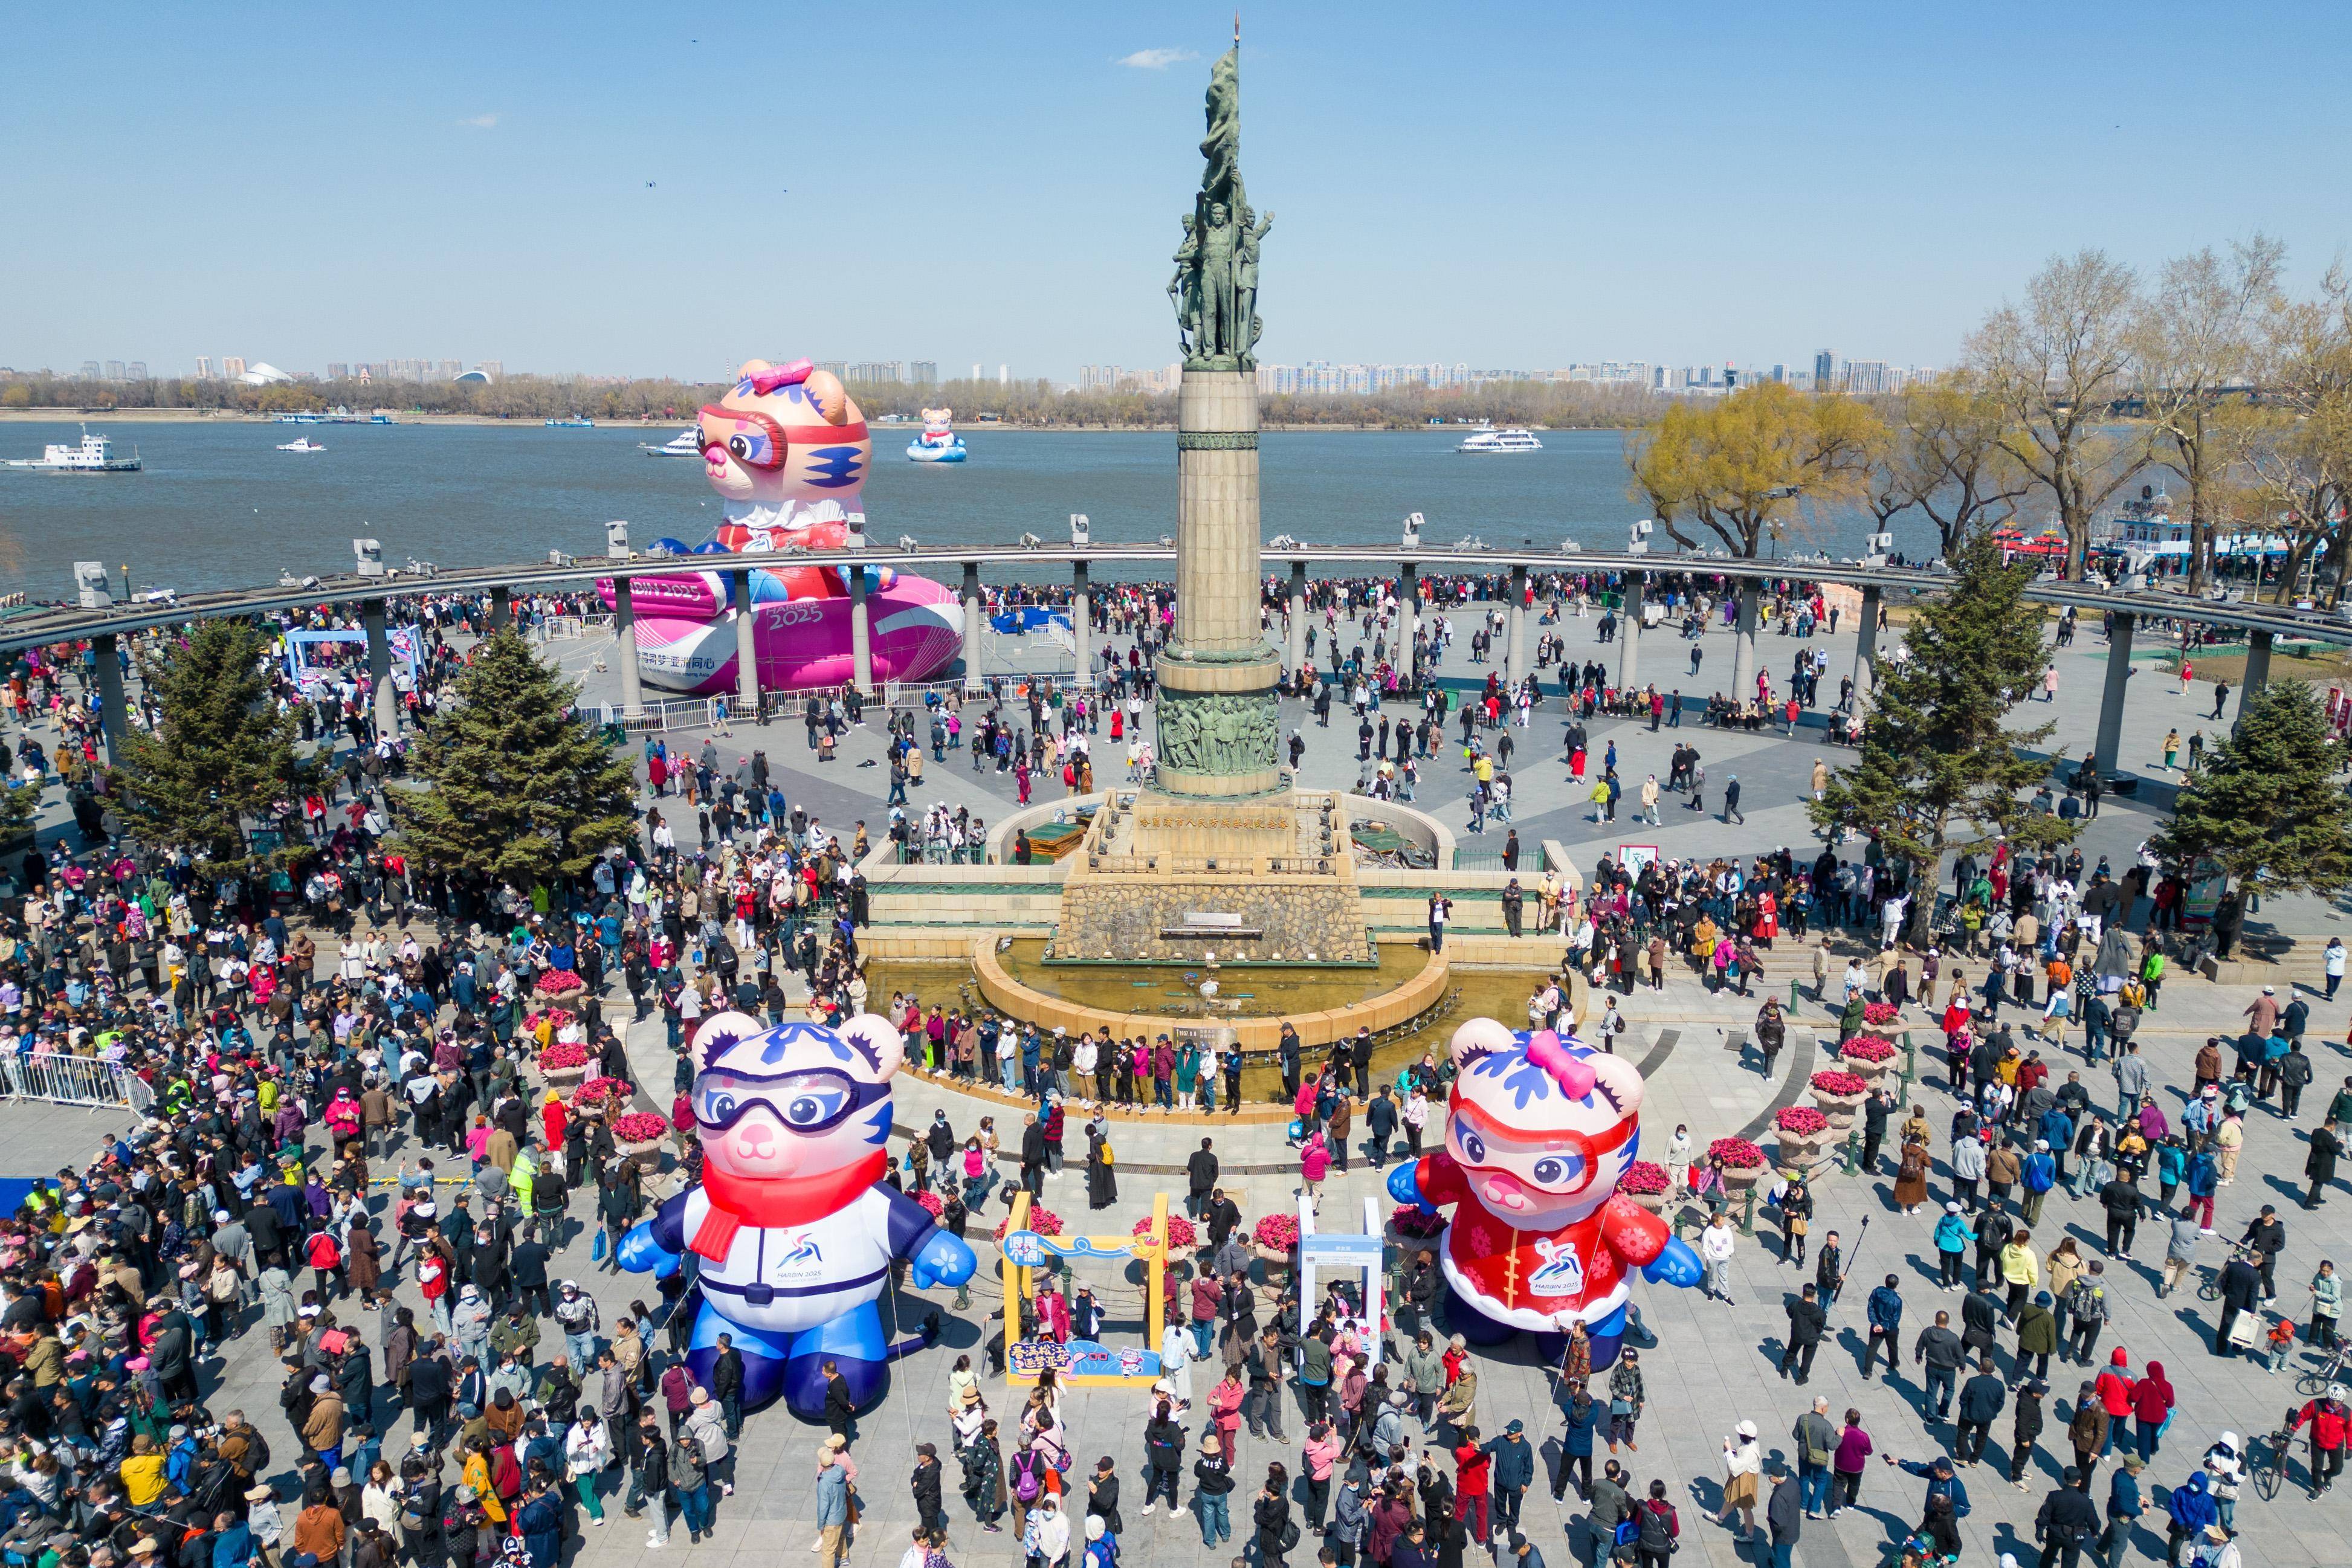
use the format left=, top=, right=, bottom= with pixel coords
left=600, top=357, right=963, bottom=694
left=618, top=1010, right=977, bottom=1417
left=1386, top=1018, right=1701, bottom=1366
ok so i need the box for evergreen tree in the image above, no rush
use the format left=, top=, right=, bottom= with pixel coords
left=396, top=629, right=637, bottom=887
left=114, top=619, right=308, bottom=871
left=1808, top=534, right=2079, bottom=943
left=2151, top=680, right=2352, bottom=895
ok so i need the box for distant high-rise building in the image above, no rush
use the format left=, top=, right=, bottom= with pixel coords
left=195, top=356, right=214, bottom=379
left=104, top=360, right=126, bottom=381
left=1814, top=350, right=1837, bottom=390
left=477, top=361, right=502, bottom=380
left=1769, top=364, right=1788, bottom=383
left=326, top=363, right=349, bottom=381
left=78, top=360, right=100, bottom=379
left=126, top=362, right=146, bottom=381
left=998, top=364, right=1009, bottom=386
left=814, top=360, right=846, bottom=380
left=909, top=361, right=937, bottom=385
left=846, top=361, right=902, bottom=384
left=222, top=357, right=247, bottom=380
left=1843, top=359, right=1890, bottom=395
left=437, top=359, right=461, bottom=381
left=970, top=363, right=981, bottom=382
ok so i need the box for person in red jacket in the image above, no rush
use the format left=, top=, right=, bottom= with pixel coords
left=2128, top=1360, right=2175, bottom=1460
left=2289, top=1387, right=2349, bottom=1495
left=305, top=1226, right=344, bottom=1303
left=1452, top=1427, right=1493, bottom=1544
left=2094, top=1347, right=2136, bottom=1457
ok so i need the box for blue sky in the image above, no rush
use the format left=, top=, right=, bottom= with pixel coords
left=6, top=2, right=2349, bottom=383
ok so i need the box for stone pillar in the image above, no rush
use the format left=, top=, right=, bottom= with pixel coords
left=1068, top=561, right=1091, bottom=688
left=92, top=633, right=128, bottom=767
left=1505, top=564, right=1531, bottom=691
left=848, top=566, right=874, bottom=695
left=960, top=561, right=986, bottom=693
left=1853, top=586, right=1881, bottom=708
left=1285, top=560, right=1308, bottom=683
left=1730, top=580, right=1760, bottom=705
left=732, top=570, right=759, bottom=717
left=611, top=576, right=644, bottom=719
left=1155, top=367, right=1282, bottom=799
left=1616, top=569, right=1646, bottom=692
left=1397, top=563, right=1419, bottom=676
left=2235, top=629, right=2273, bottom=729
left=362, top=597, right=399, bottom=738
left=2093, top=610, right=2134, bottom=776
left=489, top=586, right=511, bottom=631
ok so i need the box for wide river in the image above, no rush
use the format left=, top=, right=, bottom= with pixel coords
left=0, top=420, right=1939, bottom=596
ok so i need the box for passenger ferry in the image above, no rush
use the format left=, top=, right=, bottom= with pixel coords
left=4, top=427, right=141, bottom=472
left=545, top=416, right=595, bottom=428
left=1456, top=426, right=1542, bottom=454
left=639, top=428, right=702, bottom=458
left=1997, top=490, right=2299, bottom=575
left=276, top=437, right=327, bottom=453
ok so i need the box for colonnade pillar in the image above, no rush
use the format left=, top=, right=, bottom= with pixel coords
left=489, top=586, right=511, bottom=631
left=848, top=566, right=875, bottom=695
left=960, top=561, right=985, bottom=694
left=362, top=597, right=399, bottom=738
left=1730, top=581, right=1760, bottom=706
left=1616, top=570, right=1645, bottom=692
left=2093, top=611, right=2134, bottom=777
left=1397, top=563, right=1419, bottom=677
left=613, top=577, right=644, bottom=718
left=732, top=570, right=759, bottom=717
left=1286, top=561, right=1308, bottom=683
left=2236, top=630, right=2273, bottom=731
left=1068, top=561, right=1091, bottom=688
left=1853, top=586, right=1881, bottom=708
left=93, top=633, right=128, bottom=767
left=1505, top=564, right=1530, bottom=691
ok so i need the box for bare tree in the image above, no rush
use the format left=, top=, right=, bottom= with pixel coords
left=2136, top=237, right=2286, bottom=593
left=1884, top=375, right=2031, bottom=560
left=2235, top=268, right=2352, bottom=605
left=1967, top=250, right=2148, bottom=581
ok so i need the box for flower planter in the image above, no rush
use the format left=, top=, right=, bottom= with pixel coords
left=613, top=1134, right=666, bottom=1175
left=540, top=1063, right=589, bottom=1090
left=1252, top=1242, right=1294, bottom=1286
left=1773, top=1128, right=1832, bottom=1167
left=1719, top=1163, right=1766, bottom=1193
left=1809, top=1088, right=1868, bottom=1129
left=1624, top=1189, right=1671, bottom=1215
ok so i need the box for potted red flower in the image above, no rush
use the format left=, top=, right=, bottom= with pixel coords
left=1707, top=1136, right=1769, bottom=1192
left=611, top=1111, right=671, bottom=1173
left=1839, top=1031, right=1897, bottom=1084
left=1618, top=1160, right=1673, bottom=1213
left=569, top=1076, right=628, bottom=1115
left=1134, top=1214, right=1198, bottom=1251
left=994, top=1206, right=1066, bottom=1243
left=534, top=967, right=587, bottom=1012
left=1772, top=1103, right=1833, bottom=1167
left=1808, top=1068, right=1871, bottom=1128
left=537, top=1039, right=591, bottom=1088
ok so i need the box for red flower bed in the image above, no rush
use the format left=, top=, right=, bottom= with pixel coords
left=1861, top=1001, right=1901, bottom=1027
left=1774, top=1105, right=1830, bottom=1135
left=1391, top=1204, right=1447, bottom=1237
left=534, top=969, right=586, bottom=995
left=1810, top=1070, right=1869, bottom=1097
left=1708, top=1137, right=1767, bottom=1170
left=913, top=1190, right=945, bottom=1218
left=1252, top=1213, right=1301, bottom=1250
left=995, top=1206, right=1065, bottom=1241
left=570, top=1076, right=629, bottom=1108
left=1618, top=1160, right=1670, bottom=1196
left=1134, top=1214, right=1198, bottom=1250
left=538, top=1040, right=590, bottom=1071
left=1840, top=1034, right=1896, bottom=1063
left=612, top=1111, right=670, bottom=1143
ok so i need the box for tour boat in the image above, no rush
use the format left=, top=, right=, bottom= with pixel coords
left=545, top=416, right=595, bottom=428
left=4, top=427, right=141, bottom=472
left=906, top=407, right=968, bottom=463
left=1456, top=427, right=1542, bottom=454
left=639, top=428, right=702, bottom=458
left=276, top=437, right=327, bottom=453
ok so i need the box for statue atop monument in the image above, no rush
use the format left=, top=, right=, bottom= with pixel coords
left=1171, top=35, right=1271, bottom=371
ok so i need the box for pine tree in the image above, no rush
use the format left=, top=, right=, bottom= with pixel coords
left=1808, top=534, right=2079, bottom=943
left=2151, top=680, right=2352, bottom=895
left=396, top=629, right=638, bottom=887
left=114, top=619, right=308, bottom=871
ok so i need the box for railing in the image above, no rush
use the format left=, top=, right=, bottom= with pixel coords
left=0, top=1054, right=154, bottom=1112
left=574, top=697, right=731, bottom=734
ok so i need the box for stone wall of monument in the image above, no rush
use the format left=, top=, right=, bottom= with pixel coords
left=1056, top=876, right=1371, bottom=965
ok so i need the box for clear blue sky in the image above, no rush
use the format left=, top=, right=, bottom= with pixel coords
left=7, top=1, right=2348, bottom=383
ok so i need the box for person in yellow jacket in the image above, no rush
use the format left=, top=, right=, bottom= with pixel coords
left=118, top=1433, right=167, bottom=1506
left=1998, top=1228, right=2040, bottom=1320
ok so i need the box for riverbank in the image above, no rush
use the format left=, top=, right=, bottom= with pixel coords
left=0, top=407, right=1631, bottom=434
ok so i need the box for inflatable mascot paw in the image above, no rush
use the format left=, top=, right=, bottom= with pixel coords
left=618, top=1010, right=976, bottom=1418
left=1386, top=1017, right=1701, bottom=1366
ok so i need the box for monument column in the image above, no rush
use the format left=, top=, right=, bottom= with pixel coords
left=1617, top=569, right=1645, bottom=692
left=92, top=633, right=128, bottom=767
left=2093, top=610, right=2134, bottom=776
left=489, top=586, right=511, bottom=631
left=613, top=576, right=645, bottom=718
left=1397, top=564, right=1419, bottom=678
left=1286, top=560, right=1308, bottom=684
left=848, top=566, right=874, bottom=695
left=1730, top=579, right=1760, bottom=706
left=1505, top=564, right=1531, bottom=691
left=960, top=561, right=986, bottom=693
left=1853, top=586, right=1881, bottom=708
left=2236, top=629, right=2273, bottom=729
left=1069, top=562, right=1093, bottom=688
left=361, top=597, right=399, bottom=738
left=732, top=570, right=760, bottom=717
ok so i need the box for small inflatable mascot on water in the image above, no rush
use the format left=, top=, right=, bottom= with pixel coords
left=1388, top=1018, right=1701, bottom=1366
left=620, top=1011, right=977, bottom=1417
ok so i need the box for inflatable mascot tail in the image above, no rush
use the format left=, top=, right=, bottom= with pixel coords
left=618, top=1010, right=977, bottom=1417
left=1387, top=1017, right=1702, bottom=1366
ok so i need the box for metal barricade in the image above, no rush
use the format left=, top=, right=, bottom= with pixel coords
left=0, top=1053, right=154, bottom=1111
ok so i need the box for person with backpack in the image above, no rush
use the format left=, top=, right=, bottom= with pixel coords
left=1253, top=1465, right=1296, bottom=1568
left=1632, top=1477, right=1680, bottom=1567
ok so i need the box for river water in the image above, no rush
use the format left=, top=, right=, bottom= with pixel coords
left=0, top=419, right=1930, bottom=596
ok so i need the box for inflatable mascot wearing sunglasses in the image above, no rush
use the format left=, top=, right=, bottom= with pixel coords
left=619, top=1011, right=977, bottom=1416
left=1387, top=1018, right=1702, bottom=1366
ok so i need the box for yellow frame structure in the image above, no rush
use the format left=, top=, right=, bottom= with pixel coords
left=1000, top=1189, right=1169, bottom=1389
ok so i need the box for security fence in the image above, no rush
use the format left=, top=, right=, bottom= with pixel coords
left=0, top=1053, right=155, bottom=1112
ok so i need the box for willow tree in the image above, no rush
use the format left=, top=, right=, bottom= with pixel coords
left=1626, top=381, right=1882, bottom=556
left=1808, top=534, right=2078, bottom=944
left=1968, top=250, right=2148, bottom=581
left=395, top=630, right=638, bottom=888
left=1879, top=375, right=2031, bottom=560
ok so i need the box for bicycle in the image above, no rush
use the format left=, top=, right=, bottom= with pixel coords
left=2253, top=1422, right=2296, bottom=1501
left=2196, top=1240, right=2260, bottom=1303
left=2294, top=1344, right=2349, bottom=1398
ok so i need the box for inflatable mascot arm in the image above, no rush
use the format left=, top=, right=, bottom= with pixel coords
left=1385, top=1019, right=1701, bottom=1363
left=618, top=1011, right=976, bottom=1418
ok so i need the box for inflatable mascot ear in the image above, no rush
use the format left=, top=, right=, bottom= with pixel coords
left=835, top=1012, right=907, bottom=1080
left=694, top=1009, right=905, bottom=1080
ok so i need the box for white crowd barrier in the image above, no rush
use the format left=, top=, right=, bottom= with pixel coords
left=0, top=1053, right=155, bottom=1112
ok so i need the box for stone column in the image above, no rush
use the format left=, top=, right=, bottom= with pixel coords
left=489, top=586, right=511, bottom=631
left=732, top=570, right=759, bottom=717
left=2235, top=629, right=2273, bottom=729
left=960, top=561, right=986, bottom=693
left=1505, top=564, right=1531, bottom=691
left=362, top=597, right=399, bottom=738
left=1730, top=580, right=1760, bottom=706
left=1616, top=569, right=1646, bottom=692
left=1853, top=586, right=1881, bottom=708
left=1069, top=561, right=1092, bottom=688
left=1397, top=563, right=1419, bottom=676
left=848, top=566, right=874, bottom=695
left=92, top=633, right=128, bottom=767
left=1155, top=367, right=1282, bottom=799
left=1285, top=560, right=1308, bottom=683
left=613, top=576, right=644, bottom=718
left=2093, top=610, right=2134, bottom=776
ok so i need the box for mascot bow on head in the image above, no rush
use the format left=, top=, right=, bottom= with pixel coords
left=618, top=1011, right=977, bottom=1419
left=1388, top=1018, right=1701, bottom=1365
